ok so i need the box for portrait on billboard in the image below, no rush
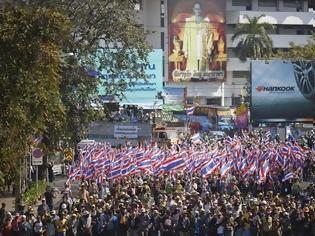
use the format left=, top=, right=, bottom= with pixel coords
left=168, top=0, right=226, bottom=82
left=251, top=60, right=315, bottom=120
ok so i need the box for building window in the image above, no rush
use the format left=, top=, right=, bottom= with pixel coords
left=232, top=0, right=251, bottom=7
left=161, top=32, right=164, bottom=50
left=297, top=1, right=303, bottom=11
left=134, top=0, right=143, bottom=11
left=187, top=97, right=194, bottom=105
left=232, top=97, right=242, bottom=107
left=161, top=0, right=165, bottom=16
left=160, top=18, right=165, bottom=28
left=258, top=0, right=276, bottom=7
left=232, top=71, right=249, bottom=78
left=206, top=97, right=221, bottom=106
left=161, top=0, right=165, bottom=27
left=162, top=55, right=165, bottom=77
left=283, top=0, right=297, bottom=8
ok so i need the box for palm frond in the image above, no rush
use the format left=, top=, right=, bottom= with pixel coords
left=232, top=14, right=273, bottom=60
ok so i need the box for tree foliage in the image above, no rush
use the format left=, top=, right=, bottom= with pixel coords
left=274, top=33, right=315, bottom=60
left=0, top=5, right=70, bottom=180
left=0, top=0, right=151, bottom=186
left=232, top=15, right=274, bottom=61
left=34, top=0, right=152, bottom=145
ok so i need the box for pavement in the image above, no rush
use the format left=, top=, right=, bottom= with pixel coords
left=0, top=175, right=68, bottom=213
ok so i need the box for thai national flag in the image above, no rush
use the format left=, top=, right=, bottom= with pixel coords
left=220, top=161, right=232, bottom=177
left=162, top=154, right=185, bottom=172
left=280, top=145, right=290, bottom=157
left=94, top=158, right=110, bottom=176
left=291, top=144, right=306, bottom=161
left=192, top=155, right=208, bottom=173
left=31, top=136, right=42, bottom=146
left=135, top=150, right=144, bottom=161
left=265, top=130, right=271, bottom=140
left=121, top=161, right=133, bottom=176
left=275, top=153, right=284, bottom=167
left=200, top=159, right=220, bottom=178
left=238, top=157, right=248, bottom=171
left=186, top=106, right=195, bottom=116
left=191, top=133, right=201, bottom=144
left=225, top=136, right=234, bottom=146
left=68, top=167, right=81, bottom=182
left=107, top=168, right=121, bottom=180
left=83, top=164, right=95, bottom=180
left=282, top=172, right=294, bottom=182
left=138, top=158, right=152, bottom=174
left=259, top=159, right=270, bottom=183
left=242, top=161, right=256, bottom=178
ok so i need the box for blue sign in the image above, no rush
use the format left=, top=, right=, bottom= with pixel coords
left=98, top=49, right=163, bottom=108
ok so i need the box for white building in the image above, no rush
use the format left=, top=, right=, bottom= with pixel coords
left=136, top=0, right=315, bottom=107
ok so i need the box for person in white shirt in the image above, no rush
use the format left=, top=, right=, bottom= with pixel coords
left=33, top=216, right=44, bottom=236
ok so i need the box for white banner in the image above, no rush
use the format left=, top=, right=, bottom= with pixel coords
left=114, top=125, right=138, bottom=139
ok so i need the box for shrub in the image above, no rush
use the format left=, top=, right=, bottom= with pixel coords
left=23, top=181, right=48, bottom=206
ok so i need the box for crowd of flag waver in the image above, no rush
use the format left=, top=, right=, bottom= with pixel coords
left=68, top=132, right=314, bottom=184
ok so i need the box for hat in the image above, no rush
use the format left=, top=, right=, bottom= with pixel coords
left=51, top=210, right=56, bottom=215
left=61, top=204, right=67, bottom=209
left=83, top=211, right=89, bottom=216
left=21, top=215, right=26, bottom=219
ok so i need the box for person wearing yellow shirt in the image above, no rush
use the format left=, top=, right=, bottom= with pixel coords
left=175, top=180, right=184, bottom=193
left=55, top=214, right=68, bottom=236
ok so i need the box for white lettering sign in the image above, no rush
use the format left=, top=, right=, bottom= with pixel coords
left=114, top=125, right=138, bottom=139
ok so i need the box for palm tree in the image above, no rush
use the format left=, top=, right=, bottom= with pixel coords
left=232, top=15, right=275, bottom=61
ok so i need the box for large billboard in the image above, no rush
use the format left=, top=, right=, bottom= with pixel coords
left=98, top=49, right=163, bottom=108
left=251, top=60, right=315, bottom=120
left=168, top=0, right=226, bottom=82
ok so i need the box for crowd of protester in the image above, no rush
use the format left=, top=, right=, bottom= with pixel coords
left=1, top=131, right=315, bottom=236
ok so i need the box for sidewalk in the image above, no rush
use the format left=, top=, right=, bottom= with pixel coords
left=0, top=192, right=15, bottom=212
left=0, top=176, right=67, bottom=213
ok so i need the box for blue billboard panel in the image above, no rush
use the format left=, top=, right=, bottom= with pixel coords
left=251, top=60, right=315, bottom=120
left=98, top=49, right=163, bottom=108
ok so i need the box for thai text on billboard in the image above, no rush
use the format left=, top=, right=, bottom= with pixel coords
left=98, top=49, right=163, bottom=107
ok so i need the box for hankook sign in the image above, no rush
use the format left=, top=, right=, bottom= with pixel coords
left=251, top=60, right=315, bottom=120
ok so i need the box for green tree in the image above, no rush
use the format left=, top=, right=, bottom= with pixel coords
left=0, top=5, right=70, bottom=201
left=274, top=33, right=315, bottom=60
left=34, top=0, right=152, bottom=145
left=0, top=0, right=151, bottom=195
left=232, top=15, right=275, bottom=61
